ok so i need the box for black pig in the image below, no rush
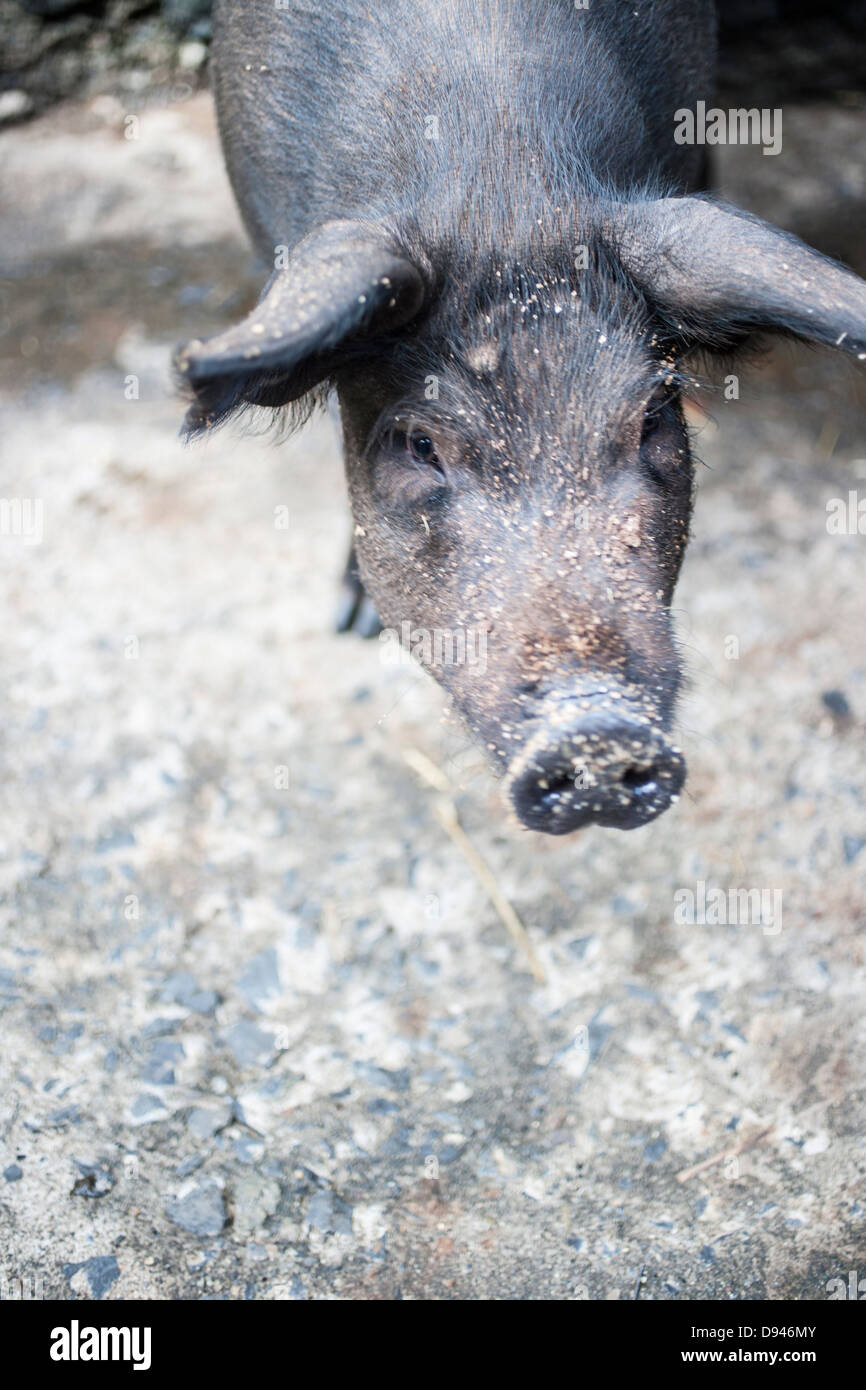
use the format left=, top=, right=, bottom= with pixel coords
left=176, top=0, right=866, bottom=834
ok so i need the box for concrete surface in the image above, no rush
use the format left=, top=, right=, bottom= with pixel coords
left=0, top=92, right=864, bottom=1301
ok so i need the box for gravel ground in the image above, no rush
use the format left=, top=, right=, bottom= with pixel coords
left=0, top=92, right=864, bottom=1302
left=0, top=0, right=212, bottom=121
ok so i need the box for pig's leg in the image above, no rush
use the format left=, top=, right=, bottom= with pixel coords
left=335, top=544, right=382, bottom=637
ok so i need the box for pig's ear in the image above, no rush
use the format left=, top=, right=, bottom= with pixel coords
left=174, top=219, right=428, bottom=434
left=612, top=197, right=866, bottom=360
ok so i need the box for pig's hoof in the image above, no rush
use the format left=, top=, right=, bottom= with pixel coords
left=335, top=574, right=382, bottom=638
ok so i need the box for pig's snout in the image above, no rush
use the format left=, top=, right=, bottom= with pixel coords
left=505, top=704, right=685, bottom=834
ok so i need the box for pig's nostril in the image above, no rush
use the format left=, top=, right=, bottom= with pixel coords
left=621, top=764, right=659, bottom=795
left=539, top=772, right=574, bottom=808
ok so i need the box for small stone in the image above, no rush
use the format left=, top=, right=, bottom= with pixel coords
left=159, top=971, right=219, bottom=1015
left=305, top=1188, right=353, bottom=1237
left=71, top=1161, right=115, bottom=1198
left=445, top=1081, right=473, bottom=1103
left=178, top=41, right=208, bottom=71
left=821, top=689, right=851, bottom=719
left=0, top=91, right=34, bottom=125
left=611, top=895, right=636, bottom=917
left=166, top=1180, right=226, bottom=1237
left=237, top=949, right=281, bottom=1012
left=232, top=1137, right=266, bottom=1165
left=126, top=1091, right=170, bottom=1125
left=95, top=827, right=135, bottom=853
left=803, top=1133, right=830, bottom=1155
left=643, top=1137, right=667, bottom=1163
left=271, top=1276, right=306, bottom=1300
left=141, top=1016, right=183, bottom=1039
left=3, top=1164, right=23, bottom=1182
left=233, top=1090, right=275, bottom=1136
left=47, top=1105, right=81, bottom=1128
left=353, top=1061, right=410, bottom=1092
left=224, top=1019, right=276, bottom=1067
left=187, top=1102, right=233, bottom=1140
left=175, top=1153, right=205, bottom=1179
left=232, top=1173, right=282, bottom=1236
left=62, top=1256, right=120, bottom=1301
left=843, top=835, right=866, bottom=864
left=141, top=1038, right=184, bottom=1085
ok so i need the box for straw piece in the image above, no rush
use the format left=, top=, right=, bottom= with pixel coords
left=403, top=749, right=546, bottom=984
left=675, top=1125, right=774, bottom=1184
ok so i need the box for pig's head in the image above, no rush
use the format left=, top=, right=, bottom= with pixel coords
left=176, top=200, right=866, bottom=834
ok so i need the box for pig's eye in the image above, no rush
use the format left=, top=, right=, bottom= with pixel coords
left=408, top=432, right=438, bottom=464
left=640, top=393, right=669, bottom=443
left=638, top=390, right=690, bottom=491
left=390, top=428, right=446, bottom=482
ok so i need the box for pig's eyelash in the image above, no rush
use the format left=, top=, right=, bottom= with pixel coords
left=372, top=413, right=441, bottom=457
left=368, top=406, right=423, bottom=452
left=640, top=387, right=674, bottom=439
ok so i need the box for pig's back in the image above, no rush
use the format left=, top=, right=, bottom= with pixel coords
left=212, top=0, right=715, bottom=257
